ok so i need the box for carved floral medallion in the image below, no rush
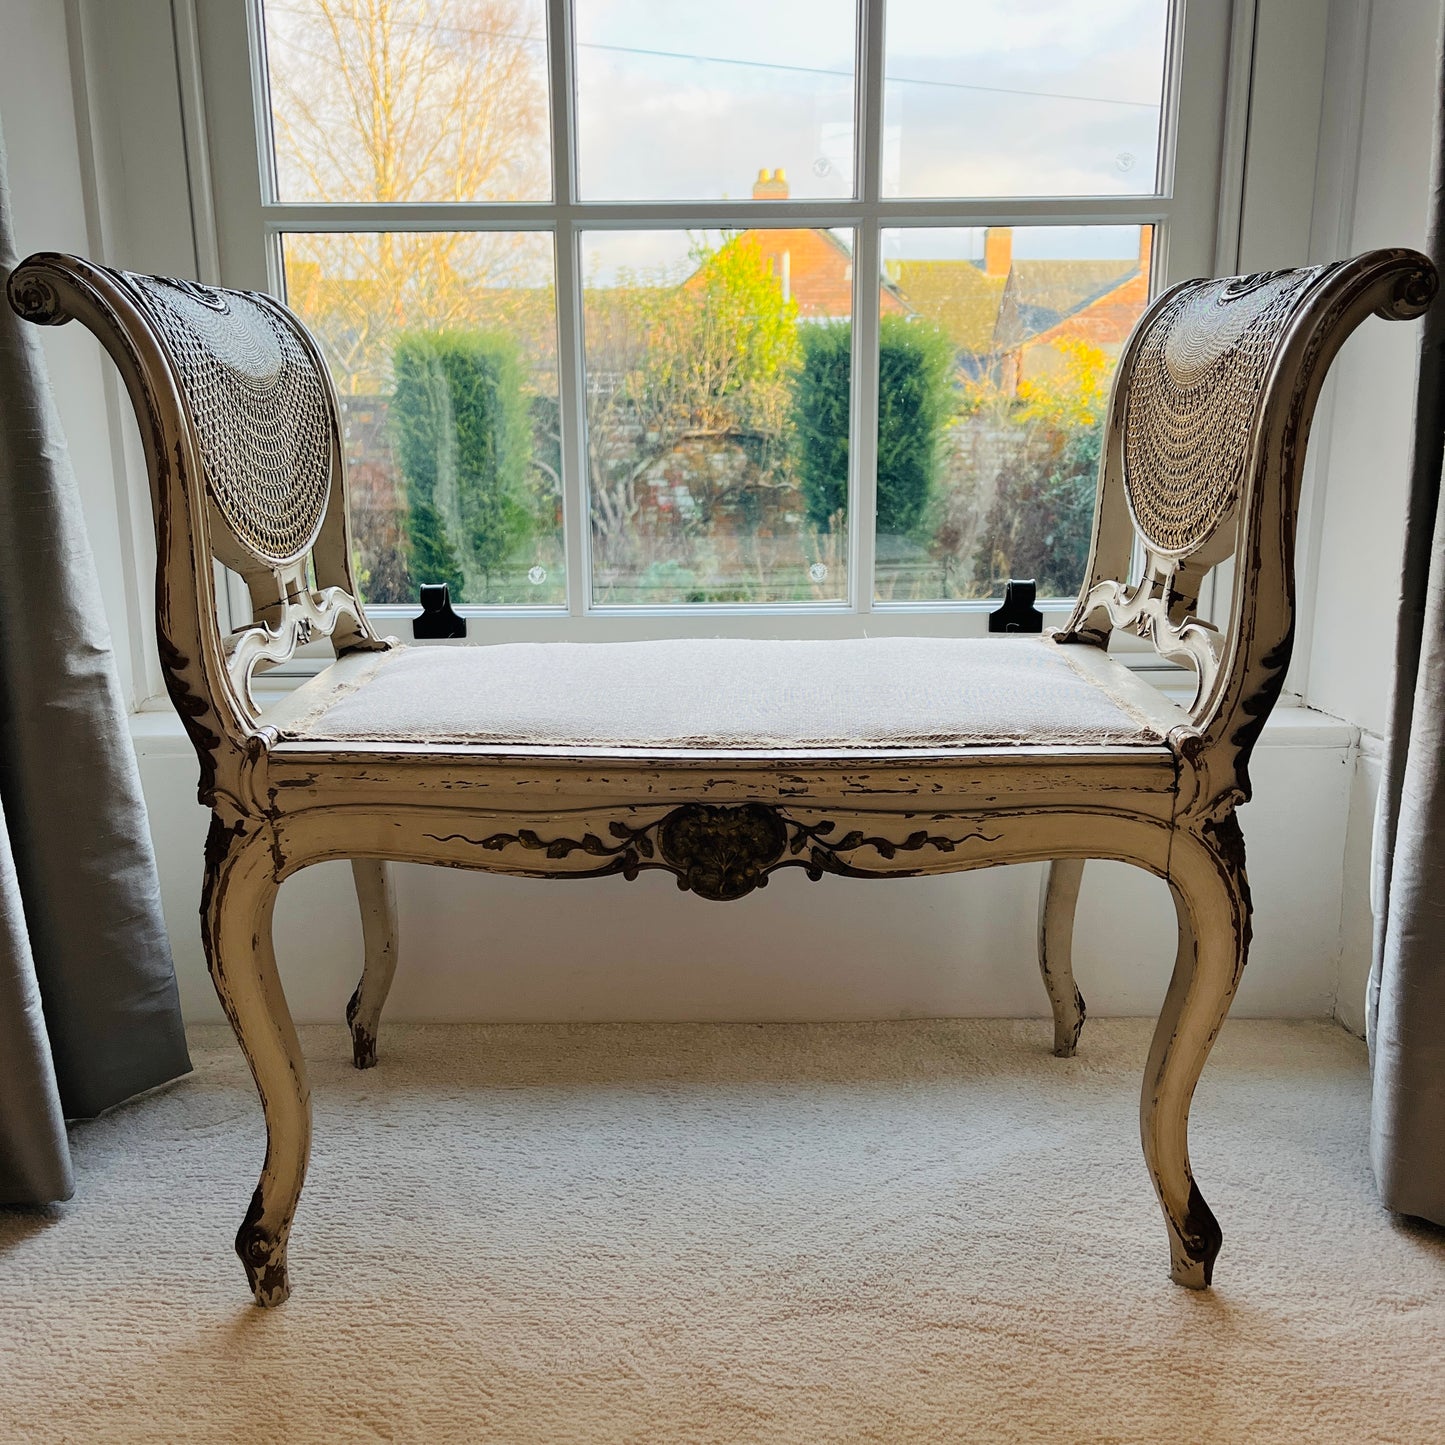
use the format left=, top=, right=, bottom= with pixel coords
left=656, top=803, right=789, bottom=901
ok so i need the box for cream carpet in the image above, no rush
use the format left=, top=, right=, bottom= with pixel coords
left=2, top=1019, right=1442, bottom=1444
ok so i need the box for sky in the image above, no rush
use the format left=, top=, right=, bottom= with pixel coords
left=268, top=0, right=1168, bottom=276
left=573, top=0, right=1168, bottom=206
left=576, top=0, right=1163, bottom=273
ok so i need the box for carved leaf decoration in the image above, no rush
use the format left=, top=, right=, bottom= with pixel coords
left=609, top=820, right=653, bottom=856
left=423, top=807, right=1000, bottom=899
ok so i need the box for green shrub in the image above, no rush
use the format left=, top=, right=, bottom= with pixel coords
left=391, top=330, right=535, bottom=602
left=876, top=315, right=954, bottom=537
left=793, top=322, right=852, bottom=531
left=794, top=315, right=953, bottom=537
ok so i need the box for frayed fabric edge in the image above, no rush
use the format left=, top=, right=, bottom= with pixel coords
left=1050, top=639, right=1174, bottom=743
left=275, top=646, right=404, bottom=739
left=274, top=725, right=1163, bottom=750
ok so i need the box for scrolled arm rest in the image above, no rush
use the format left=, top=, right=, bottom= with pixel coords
left=1373, top=252, right=1438, bottom=320
left=1181, top=247, right=1437, bottom=817
left=6, top=256, right=76, bottom=327
left=6, top=251, right=268, bottom=812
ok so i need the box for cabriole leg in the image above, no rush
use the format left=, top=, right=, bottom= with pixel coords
left=1141, top=818, right=1250, bottom=1288
left=346, top=858, right=399, bottom=1069
left=1038, top=858, right=1087, bottom=1057
left=202, top=821, right=310, bottom=1308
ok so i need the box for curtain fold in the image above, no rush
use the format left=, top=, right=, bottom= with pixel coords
left=1367, top=6, right=1445, bottom=1228
left=0, top=115, right=190, bottom=1205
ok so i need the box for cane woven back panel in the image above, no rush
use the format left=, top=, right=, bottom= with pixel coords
left=126, top=273, right=334, bottom=570
left=1121, top=266, right=1326, bottom=560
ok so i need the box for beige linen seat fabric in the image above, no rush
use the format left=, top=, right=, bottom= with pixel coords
left=273, top=636, right=1176, bottom=751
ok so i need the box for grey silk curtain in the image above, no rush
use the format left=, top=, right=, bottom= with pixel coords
left=0, top=120, right=189, bottom=1204
left=1367, top=8, right=1445, bottom=1229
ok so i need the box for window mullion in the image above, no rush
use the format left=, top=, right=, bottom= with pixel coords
left=849, top=0, right=887, bottom=613
left=547, top=0, right=588, bottom=618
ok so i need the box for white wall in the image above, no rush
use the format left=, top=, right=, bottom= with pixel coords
left=1336, top=734, right=1385, bottom=1037
left=1305, top=0, right=1438, bottom=735
left=1299, top=0, right=1442, bottom=1034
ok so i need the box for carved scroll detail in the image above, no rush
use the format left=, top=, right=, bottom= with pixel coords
left=424, top=803, right=1002, bottom=901
left=1063, top=566, right=1224, bottom=704
left=7, top=269, right=65, bottom=325
left=225, top=584, right=383, bottom=708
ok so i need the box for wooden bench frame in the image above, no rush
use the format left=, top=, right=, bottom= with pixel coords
left=9, top=247, right=1433, bottom=1307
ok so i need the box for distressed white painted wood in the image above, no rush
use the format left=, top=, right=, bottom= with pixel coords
left=8, top=246, right=1433, bottom=1306
left=347, top=859, right=398, bottom=1069
left=201, top=818, right=307, bottom=1308
left=1038, top=859, right=1087, bottom=1057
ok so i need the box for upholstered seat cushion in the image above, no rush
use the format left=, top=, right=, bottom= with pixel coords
left=269, top=636, right=1181, bottom=752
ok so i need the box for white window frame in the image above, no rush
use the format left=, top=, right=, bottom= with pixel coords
left=186, top=0, right=1236, bottom=647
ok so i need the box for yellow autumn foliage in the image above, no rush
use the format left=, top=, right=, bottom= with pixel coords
left=1014, top=338, right=1112, bottom=431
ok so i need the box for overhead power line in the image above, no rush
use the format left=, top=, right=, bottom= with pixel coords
left=580, top=40, right=1159, bottom=110
left=263, top=4, right=1162, bottom=111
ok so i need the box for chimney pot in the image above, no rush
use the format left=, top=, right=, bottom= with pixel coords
left=983, top=227, right=1013, bottom=278
left=752, top=166, right=791, bottom=200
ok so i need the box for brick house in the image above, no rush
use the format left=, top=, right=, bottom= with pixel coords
left=736, top=168, right=908, bottom=320
left=992, top=227, right=1152, bottom=388
left=729, top=168, right=1149, bottom=390
left=888, top=226, right=1150, bottom=391
left=892, top=226, right=1150, bottom=390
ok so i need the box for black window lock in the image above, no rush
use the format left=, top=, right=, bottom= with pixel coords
left=412, top=583, right=467, bottom=639
left=988, top=579, right=1044, bottom=634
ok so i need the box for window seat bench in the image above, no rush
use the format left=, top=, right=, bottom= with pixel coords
left=10, top=246, right=1433, bottom=1309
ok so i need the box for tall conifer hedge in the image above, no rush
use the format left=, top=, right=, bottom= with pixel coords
left=794, top=315, right=953, bottom=537
left=391, top=330, right=534, bottom=603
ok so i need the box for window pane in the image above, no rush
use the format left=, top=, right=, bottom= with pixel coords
left=261, top=0, right=552, bottom=203
left=574, top=1, right=857, bottom=201
left=282, top=232, right=565, bottom=606
left=582, top=229, right=854, bottom=605
left=883, top=1, right=1169, bottom=198
left=874, top=225, right=1151, bottom=602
